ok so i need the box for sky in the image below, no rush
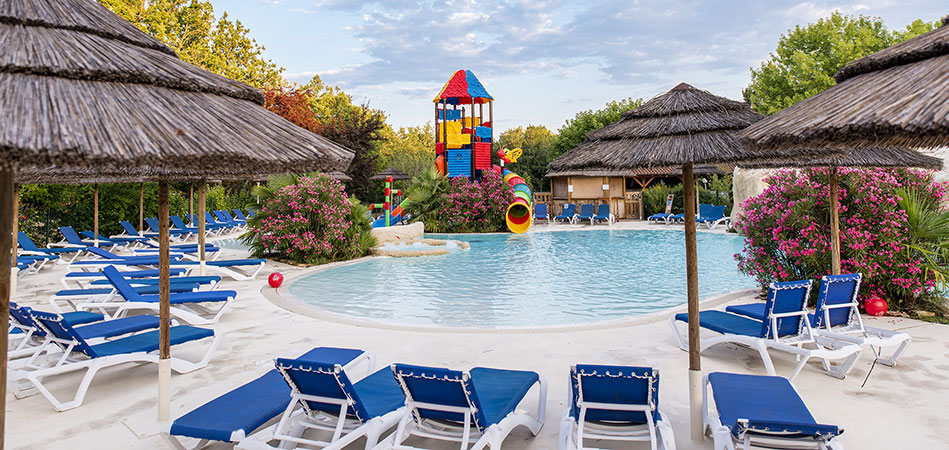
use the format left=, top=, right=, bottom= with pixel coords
left=210, top=0, right=946, bottom=134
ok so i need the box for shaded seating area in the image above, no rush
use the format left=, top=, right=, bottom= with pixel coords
left=554, top=203, right=577, bottom=223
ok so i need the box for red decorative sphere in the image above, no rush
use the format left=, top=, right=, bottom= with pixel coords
left=865, top=297, right=888, bottom=316
left=268, top=272, right=284, bottom=288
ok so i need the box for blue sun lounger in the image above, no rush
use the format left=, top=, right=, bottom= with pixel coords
left=241, top=352, right=406, bottom=450
left=704, top=372, right=844, bottom=450
left=146, top=217, right=193, bottom=240
left=48, top=281, right=200, bottom=313
left=170, top=215, right=200, bottom=234
left=559, top=364, right=675, bottom=450
left=171, top=258, right=267, bottom=281
left=56, top=226, right=129, bottom=250
left=164, top=347, right=369, bottom=449
left=534, top=203, right=550, bottom=223
left=575, top=204, right=596, bottom=224
left=16, top=254, right=59, bottom=274
left=207, top=211, right=241, bottom=230
left=232, top=209, right=250, bottom=221
left=647, top=212, right=674, bottom=224
left=696, top=204, right=729, bottom=230
left=84, top=266, right=235, bottom=325
left=18, top=231, right=86, bottom=262
left=217, top=210, right=245, bottom=227
left=591, top=204, right=614, bottom=225
left=8, top=302, right=104, bottom=359
left=726, top=273, right=911, bottom=367
left=62, top=268, right=189, bottom=289
left=670, top=280, right=862, bottom=380
left=187, top=214, right=229, bottom=235
left=385, top=363, right=547, bottom=450
left=117, top=220, right=157, bottom=239
left=555, top=204, right=577, bottom=224
left=80, top=231, right=148, bottom=247
left=10, top=310, right=219, bottom=411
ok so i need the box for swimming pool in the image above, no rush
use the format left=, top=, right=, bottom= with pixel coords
left=288, top=229, right=756, bottom=327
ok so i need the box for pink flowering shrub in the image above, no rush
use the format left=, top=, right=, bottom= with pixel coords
left=736, top=167, right=947, bottom=308
left=428, top=171, right=515, bottom=233
left=244, top=175, right=375, bottom=265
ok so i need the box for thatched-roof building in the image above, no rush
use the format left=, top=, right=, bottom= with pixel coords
left=545, top=83, right=760, bottom=219
left=741, top=15, right=949, bottom=151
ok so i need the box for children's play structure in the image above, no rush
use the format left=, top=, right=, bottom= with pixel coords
left=372, top=69, right=532, bottom=233
left=371, top=176, right=410, bottom=228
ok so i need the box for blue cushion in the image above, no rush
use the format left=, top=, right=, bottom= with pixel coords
left=648, top=213, right=672, bottom=220
left=469, top=367, right=539, bottom=428
left=65, top=269, right=186, bottom=278
left=60, top=311, right=105, bottom=326
left=75, top=315, right=162, bottom=340
left=169, top=347, right=365, bottom=442
left=675, top=311, right=763, bottom=337
left=351, top=368, right=406, bottom=419
left=570, top=365, right=659, bottom=424
left=724, top=303, right=766, bottom=320
left=708, top=372, right=840, bottom=439
left=136, top=290, right=235, bottom=305
left=88, top=325, right=213, bottom=357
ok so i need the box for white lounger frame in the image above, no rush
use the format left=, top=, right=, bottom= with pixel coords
left=812, top=299, right=911, bottom=367
left=10, top=329, right=220, bottom=411
left=380, top=369, right=547, bottom=450
left=702, top=374, right=844, bottom=450
left=75, top=292, right=234, bottom=325
left=669, top=310, right=862, bottom=380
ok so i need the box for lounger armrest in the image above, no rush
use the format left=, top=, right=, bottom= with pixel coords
left=737, top=418, right=841, bottom=439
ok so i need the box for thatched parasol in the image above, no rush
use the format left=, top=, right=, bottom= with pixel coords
left=0, top=0, right=355, bottom=436
left=370, top=166, right=411, bottom=181
left=737, top=147, right=943, bottom=274
left=552, top=82, right=793, bottom=440
left=546, top=164, right=730, bottom=178
left=741, top=16, right=949, bottom=151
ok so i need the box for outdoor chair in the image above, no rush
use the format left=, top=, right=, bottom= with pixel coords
left=18, top=231, right=87, bottom=262
left=238, top=352, right=405, bottom=450
left=670, top=280, right=862, bottom=380
left=170, top=215, right=201, bottom=234
left=207, top=211, right=241, bottom=230
left=62, top=268, right=188, bottom=289
left=534, top=203, right=550, bottom=224
left=383, top=363, right=547, bottom=450
left=704, top=372, right=844, bottom=450
left=576, top=204, right=596, bottom=224
left=591, top=204, right=614, bottom=225
left=696, top=204, right=729, bottom=230
left=647, top=212, right=674, bottom=224
left=218, top=210, right=246, bottom=226
left=171, top=258, right=267, bottom=281
left=68, top=247, right=183, bottom=271
left=53, top=226, right=124, bottom=251
left=559, top=364, right=675, bottom=450
left=48, top=280, right=200, bottom=313
left=726, top=273, right=910, bottom=366
left=232, top=209, right=250, bottom=221
left=80, top=231, right=149, bottom=248
left=164, top=347, right=371, bottom=450
left=16, top=254, right=59, bottom=274
left=9, top=310, right=219, bottom=411
left=8, top=302, right=104, bottom=359
left=188, top=214, right=229, bottom=235
left=147, top=217, right=193, bottom=240
left=555, top=204, right=577, bottom=224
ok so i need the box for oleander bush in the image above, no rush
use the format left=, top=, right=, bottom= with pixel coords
left=243, top=174, right=375, bottom=265
left=736, top=167, right=948, bottom=311
left=405, top=169, right=514, bottom=233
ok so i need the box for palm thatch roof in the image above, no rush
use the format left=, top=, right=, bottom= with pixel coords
left=741, top=16, right=949, bottom=151
left=370, top=166, right=411, bottom=181
left=547, top=83, right=788, bottom=175
left=547, top=164, right=731, bottom=178
left=737, top=147, right=943, bottom=170
left=0, top=0, right=354, bottom=175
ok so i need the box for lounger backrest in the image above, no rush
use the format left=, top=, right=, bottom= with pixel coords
left=17, top=231, right=40, bottom=251
left=9, top=302, right=44, bottom=336
left=579, top=204, right=595, bottom=216
left=391, top=363, right=488, bottom=431
left=760, top=280, right=812, bottom=339
left=87, top=247, right=118, bottom=259
left=698, top=204, right=714, bottom=218
left=813, top=273, right=861, bottom=328
left=246, top=209, right=257, bottom=218
left=274, top=357, right=370, bottom=422
left=206, top=212, right=221, bottom=224
left=563, top=204, right=575, bottom=216
left=30, top=311, right=98, bottom=357
left=59, top=226, right=86, bottom=245
left=232, top=209, right=247, bottom=221
left=120, top=221, right=140, bottom=236
left=712, top=205, right=727, bottom=218
left=103, top=266, right=147, bottom=302
left=170, top=215, right=188, bottom=229
left=213, top=211, right=229, bottom=222
left=596, top=204, right=609, bottom=216
left=570, top=364, right=659, bottom=424
left=220, top=210, right=238, bottom=222
left=534, top=204, right=547, bottom=217
left=145, top=217, right=162, bottom=233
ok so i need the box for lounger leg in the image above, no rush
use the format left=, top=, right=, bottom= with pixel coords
left=753, top=340, right=777, bottom=376
left=168, top=334, right=221, bottom=373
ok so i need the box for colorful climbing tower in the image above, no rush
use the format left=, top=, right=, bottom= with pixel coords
left=433, top=70, right=494, bottom=179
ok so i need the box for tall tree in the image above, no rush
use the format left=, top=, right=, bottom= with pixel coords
left=377, top=124, right=436, bottom=180
left=98, top=0, right=284, bottom=88
left=551, top=98, right=643, bottom=160
left=497, top=125, right=556, bottom=192
left=744, top=13, right=939, bottom=114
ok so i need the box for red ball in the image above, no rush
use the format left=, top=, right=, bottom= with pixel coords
left=865, top=297, right=888, bottom=316
left=268, top=272, right=284, bottom=288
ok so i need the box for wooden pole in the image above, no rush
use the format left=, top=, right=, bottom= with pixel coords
left=189, top=183, right=194, bottom=221
left=139, top=183, right=144, bottom=234
left=198, top=179, right=207, bottom=276
left=0, top=167, right=15, bottom=450
left=829, top=167, right=842, bottom=275
left=682, top=163, right=703, bottom=441
left=10, top=185, right=18, bottom=299
left=157, top=181, right=171, bottom=421
left=93, top=184, right=99, bottom=246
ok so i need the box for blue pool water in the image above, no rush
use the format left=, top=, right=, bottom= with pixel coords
left=289, top=229, right=756, bottom=327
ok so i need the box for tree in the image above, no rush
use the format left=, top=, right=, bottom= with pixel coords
left=743, top=12, right=939, bottom=115
left=97, top=0, right=284, bottom=88
left=551, top=98, right=643, bottom=160
left=377, top=124, right=436, bottom=181
left=496, top=125, right=556, bottom=192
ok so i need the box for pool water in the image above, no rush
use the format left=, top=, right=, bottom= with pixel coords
left=289, top=229, right=756, bottom=327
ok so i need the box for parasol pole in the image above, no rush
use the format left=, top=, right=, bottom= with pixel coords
left=198, top=179, right=207, bottom=276
left=829, top=167, right=841, bottom=275
left=139, top=182, right=144, bottom=234
left=93, top=184, right=99, bottom=247
left=683, top=163, right=703, bottom=441
left=157, top=181, right=171, bottom=421
left=10, top=184, right=18, bottom=299
left=1, top=167, right=15, bottom=450
left=189, top=183, right=194, bottom=221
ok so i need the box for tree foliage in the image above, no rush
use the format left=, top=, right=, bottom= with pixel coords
left=377, top=124, right=436, bottom=183
left=496, top=125, right=556, bottom=192
left=743, top=13, right=939, bottom=114
left=551, top=98, right=643, bottom=160
left=97, top=0, right=284, bottom=88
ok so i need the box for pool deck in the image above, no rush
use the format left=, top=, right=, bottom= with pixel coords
left=8, top=224, right=949, bottom=449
